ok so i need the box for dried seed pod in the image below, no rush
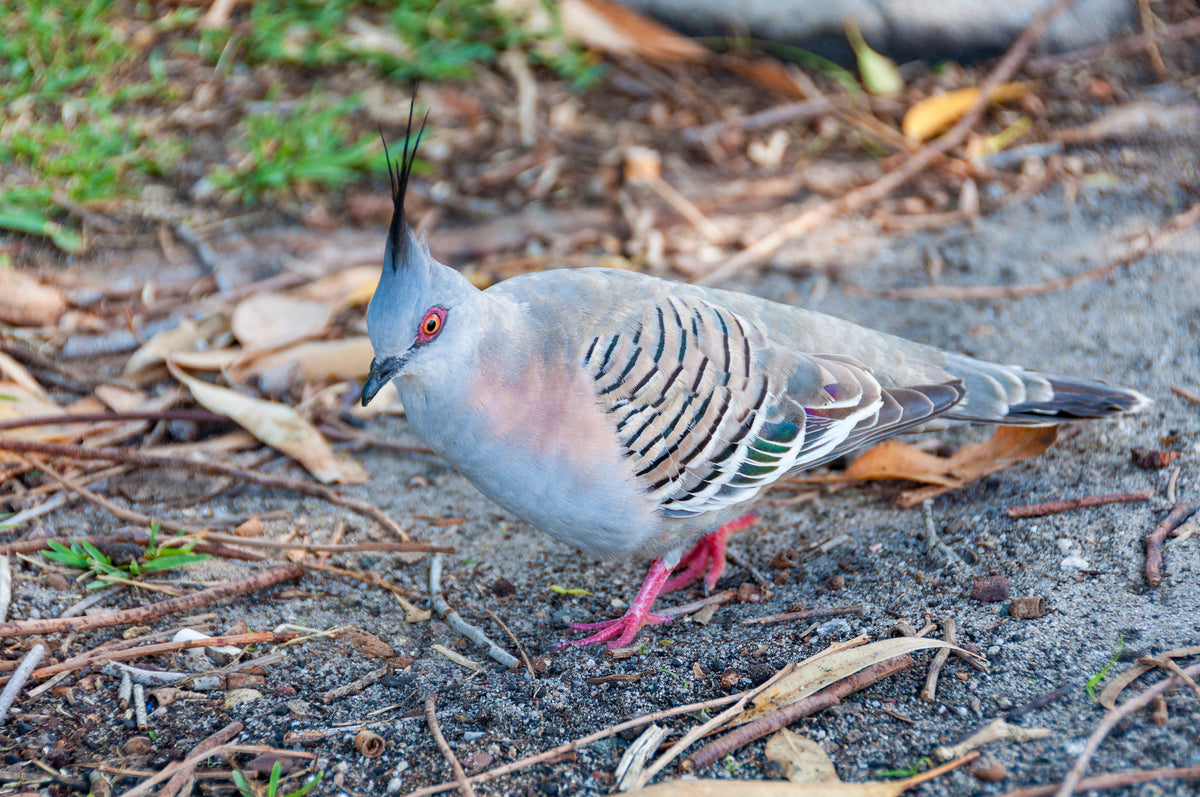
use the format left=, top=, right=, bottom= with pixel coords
left=1009, top=596, right=1046, bottom=619
left=354, top=729, right=385, bottom=758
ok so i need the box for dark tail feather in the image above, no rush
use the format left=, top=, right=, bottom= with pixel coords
left=1003, top=374, right=1150, bottom=423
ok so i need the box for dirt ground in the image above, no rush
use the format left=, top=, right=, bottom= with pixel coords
left=4, top=45, right=1200, bottom=797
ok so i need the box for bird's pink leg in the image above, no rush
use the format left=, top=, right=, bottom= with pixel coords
left=563, top=558, right=672, bottom=649
left=662, top=513, right=757, bottom=593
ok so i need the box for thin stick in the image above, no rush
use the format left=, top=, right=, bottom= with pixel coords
left=1005, top=682, right=1072, bottom=721
left=0, top=643, right=46, bottom=725
left=1053, top=661, right=1200, bottom=797
left=481, top=607, right=536, bottom=679
left=22, top=630, right=294, bottom=683
left=119, top=742, right=307, bottom=797
left=1172, top=384, right=1200, bottom=406
left=1028, top=14, right=1200, bottom=72
left=1146, top=503, right=1200, bottom=587
left=695, top=0, right=1073, bottom=285
left=401, top=693, right=747, bottom=797
left=1007, top=489, right=1155, bottom=519
left=684, top=655, right=914, bottom=771
left=0, top=437, right=408, bottom=540
left=0, top=556, right=10, bottom=623
left=0, top=533, right=260, bottom=562
left=0, top=564, right=303, bottom=638
left=428, top=555, right=519, bottom=669
left=920, top=618, right=956, bottom=701
left=157, top=721, right=245, bottom=797
left=0, top=409, right=226, bottom=433
left=425, top=692, right=477, bottom=797
left=740, top=604, right=869, bottom=625
left=187, top=532, right=450, bottom=555
left=852, top=202, right=1200, bottom=301
left=322, top=666, right=388, bottom=704
left=1003, top=766, right=1200, bottom=797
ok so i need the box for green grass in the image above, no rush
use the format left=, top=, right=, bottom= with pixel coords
left=40, top=523, right=210, bottom=589
left=1086, top=637, right=1124, bottom=701
left=0, top=0, right=599, bottom=252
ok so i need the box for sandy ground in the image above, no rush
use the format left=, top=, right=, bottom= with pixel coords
left=8, top=131, right=1200, bottom=795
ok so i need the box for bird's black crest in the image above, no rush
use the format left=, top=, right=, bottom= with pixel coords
left=381, top=94, right=428, bottom=270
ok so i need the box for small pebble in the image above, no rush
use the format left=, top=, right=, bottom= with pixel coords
left=1060, top=555, right=1090, bottom=571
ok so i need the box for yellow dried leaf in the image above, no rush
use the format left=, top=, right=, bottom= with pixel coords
left=0, top=268, right=67, bottom=326
left=560, top=0, right=708, bottom=63
left=766, top=729, right=840, bottom=784
left=125, top=319, right=205, bottom=375
left=902, top=83, right=1030, bottom=141
left=168, top=361, right=367, bottom=484
left=240, top=337, right=374, bottom=392
left=845, top=17, right=902, bottom=97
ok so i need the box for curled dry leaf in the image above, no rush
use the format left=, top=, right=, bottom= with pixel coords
left=1098, top=645, right=1200, bottom=709
left=0, top=267, right=67, bottom=326
left=125, top=319, right=205, bottom=375
left=168, top=361, right=367, bottom=484
left=765, top=728, right=840, bottom=784
left=902, top=83, right=1030, bottom=141
left=0, top=351, right=48, bottom=397
left=800, top=426, right=1057, bottom=509
left=241, top=337, right=374, bottom=393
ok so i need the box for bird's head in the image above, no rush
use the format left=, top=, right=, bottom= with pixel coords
left=362, top=100, right=481, bottom=406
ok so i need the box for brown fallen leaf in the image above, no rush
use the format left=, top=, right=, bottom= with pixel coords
left=241, top=337, right=374, bottom=393
left=0, top=267, right=68, bottom=326
left=766, top=729, right=840, bottom=784
left=798, top=426, right=1057, bottom=509
left=168, top=361, right=367, bottom=484
left=560, top=0, right=708, bottom=63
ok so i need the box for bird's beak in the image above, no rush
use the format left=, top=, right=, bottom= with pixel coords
left=361, top=356, right=402, bottom=406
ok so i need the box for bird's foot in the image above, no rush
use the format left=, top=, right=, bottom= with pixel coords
left=560, top=557, right=673, bottom=649
left=662, top=513, right=757, bottom=593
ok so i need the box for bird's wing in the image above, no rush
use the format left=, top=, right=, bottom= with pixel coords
left=581, top=294, right=964, bottom=518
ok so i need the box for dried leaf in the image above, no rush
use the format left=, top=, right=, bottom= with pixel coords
left=1098, top=645, right=1200, bottom=709
left=0, top=351, right=47, bottom=397
left=739, top=637, right=984, bottom=726
left=125, top=319, right=205, bottom=375
left=561, top=0, right=708, bottom=63
left=0, top=267, right=67, bottom=326
left=241, top=337, right=374, bottom=393
left=293, top=265, right=379, bottom=310
left=168, top=361, right=367, bottom=484
left=809, top=426, right=1058, bottom=508
left=902, top=83, right=1030, bottom=141
left=231, top=293, right=331, bottom=351
left=765, top=729, right=840, bottom=784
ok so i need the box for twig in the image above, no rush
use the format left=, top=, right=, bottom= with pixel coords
left=0, top=643, right=46, bottom=725
left=0, top=556, right=10, bottom=623
left=120, top=742, right=310, bottom=797
left=1166, top=465, right=1181, bottom=506
left=933, top=717, right=1051, bottom=762
left=157, top=721, right=244, bottom=797
left=1053, top=660, right=1200, bottom=797
left=401, top=693, right=749, bottom=797
left=920, top=618, right=956, bottom=701
left=1172, top=385, right=1200, bottom=406
left=428, top=555, right=519, bottom=669
left=0, top=564, right=303, bottom=638
left=683, top=654, right=914, bottom=771
left=1146, top=503, right=1200, bottom=587
left=0, top=533, right=258, bottom=562
left=21, top=630, right=294, bottom=683
left=1001, top=765, right=1200, bottom=797
left=0, top=409, right=226, bottom=433
left=1136, top=0, right=1168, bottom=77
left=0, top=437, right=408, bottom=540
left=481, top=607, right=535, bottom=679
left=133, top=682, right=148, bottom=729
left=1027, top=15, right=1200, bottom=72
left=922, top=499, right=966, bottom=574
left=740, top=604, right=868, bottom=625
left=1005, top=682, right=1072, bottom=722
left=321, top=666, right=389, bottom=703
left=1007, top=489, right=1155, bottom=519
left=661, top=589, right=736, bottom=618
left=631, top=656, right=805, bottom=789
left=695, top=0, right=1074, bottom=285
left=499, top=50, right=537, bottom=148
left=850, top=201, right=1200, bottom=301
left=186, top=532, right=450, bottom=556
left=425, top=692, right=477, bottom=797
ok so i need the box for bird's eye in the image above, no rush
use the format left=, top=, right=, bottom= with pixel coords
left=417, top=307, right=446, bottom=341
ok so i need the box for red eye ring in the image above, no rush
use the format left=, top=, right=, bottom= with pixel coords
left=416, top=307, right=446, bottom=342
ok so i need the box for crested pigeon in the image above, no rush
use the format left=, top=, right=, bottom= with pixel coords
left=361, top=115, right=1149, bottom=649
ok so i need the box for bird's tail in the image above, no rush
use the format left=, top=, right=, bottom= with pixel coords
left=938, top=353, right=1151, bottom=425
